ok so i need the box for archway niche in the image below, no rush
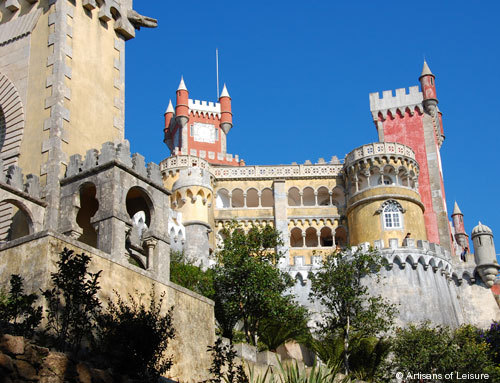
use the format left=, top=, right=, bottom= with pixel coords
left=231, top=189, right=244, bottom=208
left=320, top=227, right=333, bottom=247
left=0, top=200, right=32, bottom=242
left=246, top=188, right=259, bottom=207
left=261, top=188, right=274, bottom=207
left=76, top=183, right=99, bottom=248
left=288, top=187, right=300, bottom=206
left=305, top=227, right=318, bottom=247
left=317, top=187, right=330, bottom=206
left=290, top=227, right=303, bottom=248
left=126, top=186, right=153, bottom=228
left=302, top=187, right=315, bottom=206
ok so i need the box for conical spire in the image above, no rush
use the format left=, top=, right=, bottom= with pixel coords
left=220, top=83, right=230, bottom=98
left=177, top=76, right=187, bottom=91
left=165, top=99, right=174, bottom=114
left=452, top=201, right=462, bottom=215
left=421, top=60, right=433, bottom=77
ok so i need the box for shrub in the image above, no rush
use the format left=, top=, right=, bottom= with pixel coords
left=97, top=288, right=175, bottom=382
left=170, top=250, right=214, bottom=299
left=0, top=274, right=42, bottom=337
left=205, top=337, right=248, bottom=383
left=41, top=248, right=102, bottom=353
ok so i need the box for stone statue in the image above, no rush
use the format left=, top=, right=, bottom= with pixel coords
left=127, top=10, right=158, bottom=29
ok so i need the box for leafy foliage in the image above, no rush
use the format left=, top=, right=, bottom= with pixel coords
left=0, top=274, right=42, bottom=337
left=308, top=247, right=397, bottom=373
left=41, top=248, right=102, bottom=353
left=377, top=322, right=500, bottom=382
left=479, top=320, right=500, bottom=364
left=97, top=288, right=175, bottom=382
left=170, top=250, right=215, bottom=299
left=205, top=337, right=248, bottom=383
left=213, top=222, right=299, bottom=345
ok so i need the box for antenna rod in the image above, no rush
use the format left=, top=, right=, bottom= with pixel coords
left=216, top=48, right=219, bottom=99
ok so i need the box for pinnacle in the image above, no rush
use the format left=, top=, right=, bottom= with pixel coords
left=421, top=60, right=433, bottom=77
left=452, top=201, right=462, bottom=215
left=177, top=76, right=187, bottom=91
left=220, top=83, right=230, bottom=98
left=165, top=99, right=174, bottom=114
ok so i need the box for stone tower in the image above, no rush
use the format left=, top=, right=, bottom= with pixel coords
left=369, top=61, right=452, bottom=252
left=343, top=142, right=426, bottom=246
left=471, top=222, right=500, bottom=287
left=451, top=201, right=469, bottom=252
left=0, top=0, right=156, bottom=235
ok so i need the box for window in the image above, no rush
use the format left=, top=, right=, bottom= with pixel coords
left=382, top=200, right=403, bottom=230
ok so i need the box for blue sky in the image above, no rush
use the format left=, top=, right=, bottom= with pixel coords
left=125, top=1, right=500, bottom=247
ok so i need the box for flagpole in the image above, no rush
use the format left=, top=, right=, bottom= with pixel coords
left=216, top=48, right=219, bottom=99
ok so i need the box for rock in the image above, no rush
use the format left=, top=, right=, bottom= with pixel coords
left=40, top=352, right=68, bottom=378
left=0, top=352, right=14, bottom=372
left=39, top=377, right=64, bottom=383
left=76, top=362, right=92, bottom=383
left=90, top=368, right=113, bottom=383
left=0, top=335, right=25, bottom=355
left=14, top=359, right=37, bottom=380
left=18, top=344, right=50, bottom=366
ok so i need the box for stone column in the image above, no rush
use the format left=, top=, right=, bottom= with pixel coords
left=273, top=180, right=289, bottom=268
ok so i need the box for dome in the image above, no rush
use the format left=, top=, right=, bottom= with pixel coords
left=472, top=221, right=493, bottom=236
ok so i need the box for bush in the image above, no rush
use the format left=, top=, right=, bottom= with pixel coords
left=41, top=248, right=102, bottom=353
left=0, top=274, right=42, bottom=337
left=205, top=337, right=248, bottom=383
left=97, top=288, right=175, bottom=382
left=170, top=250, right=214, bottom=299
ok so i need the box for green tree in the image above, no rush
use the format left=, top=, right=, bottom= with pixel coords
left=309, top=247, right=397, bottom=374
left=213, top=222, right=298, bottom=346
left=41, top=248, right=102, bottom=353
left=97, top=288, right=175, bottom=382
left=170, top=250, right=214, bottom=299
left=378, top=322, right=500, bottom=383
left=0, top=274, right=42, bottom=337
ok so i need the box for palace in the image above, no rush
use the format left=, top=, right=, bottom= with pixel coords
left=0, top=1, right=498, bottom=379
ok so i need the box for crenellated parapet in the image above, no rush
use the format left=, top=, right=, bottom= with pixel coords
left=64, top=141, right=162, bottom=187
left=0, top=160, right=42, bottom=201
left=369, top=86, right=423, bottom=121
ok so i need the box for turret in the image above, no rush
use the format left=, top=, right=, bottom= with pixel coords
left=219, top=84, right=233, bottom=135
left=451, top=201, right=470, bottom=252
left=471, top=222, right=500, bottom=287
left=175, top=77, right=189, bottom=126
left=163, top=100, right=174, bottom=143
left=419, top=60, right=438, bottom=106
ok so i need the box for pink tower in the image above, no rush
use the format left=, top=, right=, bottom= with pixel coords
left=369, top=62, right=452, bottom=251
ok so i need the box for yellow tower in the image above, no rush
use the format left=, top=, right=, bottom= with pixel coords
left=0, top=0, right=156, bottom=232
left=344, top=142, right=427, bottom=246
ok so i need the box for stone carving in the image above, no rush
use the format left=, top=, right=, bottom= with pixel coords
left=127, top=10, right=158, bottom=29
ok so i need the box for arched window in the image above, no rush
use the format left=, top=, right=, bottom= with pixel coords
left=288, top=187, right=300, bottom=206
left=305, top=227, right=318, bottom=247
left=261, top=188, right=274, bottom=207
left=335, top=226, right=347, bottom=247
left=231, top=189, right=244, bottom=208
left=216, top=189, right=230, bottom=208
left=381, top=200, right=404, bottom=230
left=320, top=227, right=333, bottom=247
left=302, top=187, right=315, bottom=206
left=290, top=227, right=303, bottom=247
left=317, top=187, right=330, bottom=206
left=246, top=188, right=259, bottom=207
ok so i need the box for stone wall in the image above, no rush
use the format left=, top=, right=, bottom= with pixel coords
left=0, top=231, right=216, bottom=382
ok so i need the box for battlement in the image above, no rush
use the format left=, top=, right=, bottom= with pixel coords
left=0, top=159, right=41, bottom=200
left=344, top=142, right=416, bottom=167
left=369, top=86, right=423, bottom=120
left=172, top=167, right=213, bottom=191
left=189, top=99, right=221, bottom=117
left=64, top=141, right=162, bottom=186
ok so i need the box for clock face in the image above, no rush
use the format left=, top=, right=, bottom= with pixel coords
left=192, top=122, right=217, bottom=143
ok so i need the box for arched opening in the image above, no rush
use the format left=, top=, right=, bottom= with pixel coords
left=126, top=187, right=153, bottom=227
left=290, top=227, right=303, bottom=247
left=398, top=168, right=409, bottom=187
left=216, top=189, right=230, bottom=208
left=332, top=187, right=345, bottom=207
left=76, top=183, right=99, bottom=248
left=246, top=188, right=259, bottom=207
left=174, top=191, right=184, bottom=209
left=382, top=200, right=403, bottom=230
left=320, top=227, right=333, bottom=247
left=305, top=227, right=318, bottom=247
left=369, top=167, right=381, bottom=187
left=409, top=170, right=416, bottom=189
left=357, top=173, right=369, bottom=191
left=261, top=188, right=274, bottom=207
left=380, top=165, right=396, bottom=185
left=231, top=188, right=244, bottom=208
left=288, top=187, right=300, bottom=206
left=303, top=187, right=315, bottom=206
left=317, top=187, right=330, bottom=206
left=0, top=200, right=33, bottom=242
left=335, top=226, right=347, bottom=247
